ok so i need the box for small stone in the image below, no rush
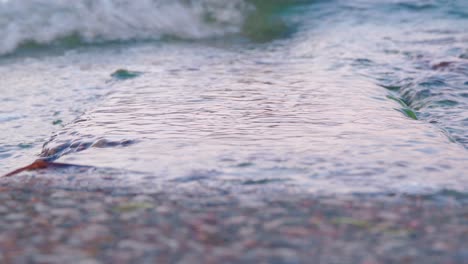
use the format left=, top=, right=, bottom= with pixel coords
left=5, top=213, right=26, bottom=222
left=51, top=208, right=79, bottom=218
left=0, top=206, right=8, bottom=214
left=378, top=212, right=399, bottom=221
left=432, top=241, right=450, bottom=251
left=90, top=213, right=109, bottom=222
left=118, top=240, right=155, bottom=252
left=50, top=191, right=69, bottom=199
left=34, top=203, right=49, bottom=213
left=76, top=224, right=109, bottom=242
left=77, top=259, right=102, bottom=264
left=132, top=195, right=155, bottom=203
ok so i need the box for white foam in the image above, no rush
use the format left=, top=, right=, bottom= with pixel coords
left=0, top=0, right=253, bottom=54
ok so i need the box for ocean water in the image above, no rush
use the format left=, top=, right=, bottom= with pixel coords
left=0, top=0, right=467, bottom=194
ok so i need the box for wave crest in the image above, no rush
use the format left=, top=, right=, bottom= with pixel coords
left=0, top=0, right=255, bottom=55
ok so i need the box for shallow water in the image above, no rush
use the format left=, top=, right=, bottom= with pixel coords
left=0, top=0, right=467, bottom=194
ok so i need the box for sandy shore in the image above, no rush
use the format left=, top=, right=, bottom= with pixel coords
left=0, top=184, right=467, bottom=264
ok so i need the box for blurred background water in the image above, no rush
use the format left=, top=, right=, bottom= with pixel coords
left=0, top=0, right=467, bottom=194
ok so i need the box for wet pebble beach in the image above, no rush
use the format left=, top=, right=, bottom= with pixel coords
left=0, top=185, right=467, bottom=264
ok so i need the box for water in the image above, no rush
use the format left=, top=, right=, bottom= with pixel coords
left=0, top=0, right=467, bottom=194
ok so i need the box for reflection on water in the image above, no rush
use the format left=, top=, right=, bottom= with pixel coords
left=0, top=0, right=467, bottom=194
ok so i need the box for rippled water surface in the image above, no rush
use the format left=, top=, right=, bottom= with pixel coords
left=0, top=0, right=467, bottom=194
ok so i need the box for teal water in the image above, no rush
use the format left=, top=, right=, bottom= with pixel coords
left=0, top=0, right=467, bottom=194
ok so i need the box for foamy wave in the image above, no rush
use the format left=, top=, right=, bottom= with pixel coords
left=0, top=0, right=254, bottom=54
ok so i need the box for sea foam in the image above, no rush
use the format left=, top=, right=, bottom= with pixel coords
left=0, top=0, right=253, bottom=55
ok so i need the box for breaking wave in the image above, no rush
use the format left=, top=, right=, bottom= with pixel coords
left=0, top=0, right=297, bottom=55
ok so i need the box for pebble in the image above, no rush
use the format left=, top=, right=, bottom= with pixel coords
left=50, top=191, right=69, bottom=199
left=0, top=206, right=8, bottom=214
left=77, top=224, right=109, bottom=242
left=118, top=240, right=156, bottom=252
left=132, top=195, right=155, bottom=203
left=77, top=259, right=102, bottom=264
left=34, top=203, right=49, bottom=213
left=5, top=213, right=26, bottom=222
left=50, top=208, right=79, bottom=218
left=90, top=212, right=109, bottom=222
